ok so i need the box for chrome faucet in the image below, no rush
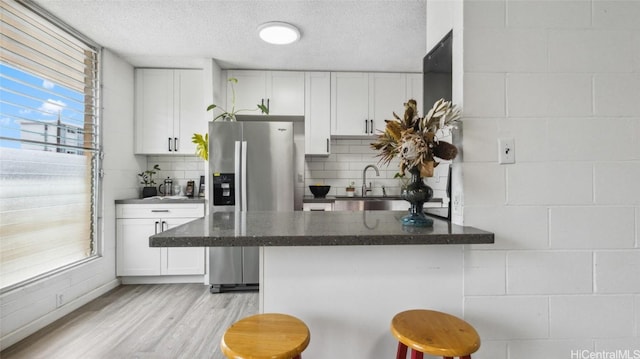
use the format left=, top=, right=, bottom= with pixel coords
left=362, top=164, right=380, bottom=197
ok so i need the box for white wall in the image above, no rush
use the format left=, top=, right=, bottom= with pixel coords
left=0, top=49, right=138, bottom=350
left=460, top=1, right=640, bottom=358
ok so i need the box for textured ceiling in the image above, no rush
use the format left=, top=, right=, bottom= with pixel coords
left=32, top=0, right=427, bottom=72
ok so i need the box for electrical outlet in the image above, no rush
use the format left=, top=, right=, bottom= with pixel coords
left=56, top=294, right=64, bottom=308
left=452, top=194, right=462, bottom=213
left=498, top=138, right=515, bottom=164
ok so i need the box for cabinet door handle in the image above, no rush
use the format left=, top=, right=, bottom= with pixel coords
left=151, top=209, right=170, bottom=212
left=326, top=138, right=329, bottom=153
left=364, top=119, right=368, bottom=134
left=161, top=221, right=168, bottom=232
left=370, top=120, right=374, bottom=134
left=266, top=98, right=270, bottom=111
left=154, top=220, right=160, bottom=234
left=168, top=137, right=172, bottom=152
left=174, top=137, right=179, bottom=151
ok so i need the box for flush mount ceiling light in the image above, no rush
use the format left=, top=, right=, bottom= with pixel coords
left=258, top=22, right=300, bottom=45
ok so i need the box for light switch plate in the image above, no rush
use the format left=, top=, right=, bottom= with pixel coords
left=498, top=138, right=515, bottom=164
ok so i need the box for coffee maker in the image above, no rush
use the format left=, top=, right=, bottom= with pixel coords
left=158, top=177, right=173, bottom=196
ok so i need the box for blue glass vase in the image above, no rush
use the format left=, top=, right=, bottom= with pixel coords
left=400, top=167, right=434, bottom=227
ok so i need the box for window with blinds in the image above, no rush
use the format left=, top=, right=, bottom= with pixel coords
left=0, top=0, right=101, bottom=291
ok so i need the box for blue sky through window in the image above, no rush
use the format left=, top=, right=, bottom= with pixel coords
left=0, top=62, right=85, bottom=149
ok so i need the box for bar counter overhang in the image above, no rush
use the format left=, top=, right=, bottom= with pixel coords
left=150, top=210, right=494, bottom=358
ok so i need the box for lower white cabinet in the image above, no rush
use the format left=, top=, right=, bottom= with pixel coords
left=302, top=202, right=333, bottom=211
left=116, top=203, right=205, bottom=280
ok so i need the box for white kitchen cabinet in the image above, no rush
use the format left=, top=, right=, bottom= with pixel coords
left=330, top=72, right=420, bottom=137
left=330, top=72, right=370, bottom=136
left=116, top=203, right=205, bottom=280
left=302, top=202, right=333, bottom=211
left=227, top=70, right=305, bottom=116
left=370, top=73, right=408, bottom=132
left=135, top=68, right=205, bottom=155
left=304, top=72, right=331, bottom=155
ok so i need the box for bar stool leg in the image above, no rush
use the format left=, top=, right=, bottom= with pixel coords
left=410, top=349, right=424, bottom=359
left=396, top=342, right=408, bottom=359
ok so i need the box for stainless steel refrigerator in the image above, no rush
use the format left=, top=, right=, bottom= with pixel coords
left=208, top=120, right=294, bottom=293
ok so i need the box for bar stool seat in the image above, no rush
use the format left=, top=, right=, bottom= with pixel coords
left=221, top=313, right=310, bottom=359
left=391, top=309, right=480, bottom=359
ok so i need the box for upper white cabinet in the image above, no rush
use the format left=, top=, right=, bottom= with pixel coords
left=370, top=73, right=409, bottom=133
left=304, top=72, right=331, bottom=155
left=330, top=72, right=370, bottom=136
left=135, top=68, right=205, bottom=155
left=331, top=72, right=416, bottom=137
left=227, top=70, right=305, bottom=116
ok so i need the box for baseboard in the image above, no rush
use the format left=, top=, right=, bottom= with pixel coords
left=0, top=279, right=121, bottom=351
left=120, top=275, right=207, bottom=285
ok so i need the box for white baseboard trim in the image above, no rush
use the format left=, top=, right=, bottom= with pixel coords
left=0, top=279, right=121, bottom=351
left=120, top=275, right=207, bottom=285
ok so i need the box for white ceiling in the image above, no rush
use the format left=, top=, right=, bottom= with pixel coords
left=33, top=0, right=427, bottom=72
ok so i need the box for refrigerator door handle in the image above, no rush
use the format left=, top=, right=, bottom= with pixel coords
left=234, top=141, right=242, bottom=211
left=241, top=141, right=248, bottom=211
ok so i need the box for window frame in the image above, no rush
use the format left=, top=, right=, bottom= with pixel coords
left=0, top=0, right=103, bottom=293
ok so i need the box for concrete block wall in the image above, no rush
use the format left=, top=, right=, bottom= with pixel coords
left=460, top=1, right=640, bottom=358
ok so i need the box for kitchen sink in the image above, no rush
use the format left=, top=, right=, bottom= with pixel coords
left=333, top=197, right=408, bottom=211
left=332, top=196, right=442, bottom=211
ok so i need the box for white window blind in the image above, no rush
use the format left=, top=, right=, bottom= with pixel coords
left=0, top=0, right=101, bottom=290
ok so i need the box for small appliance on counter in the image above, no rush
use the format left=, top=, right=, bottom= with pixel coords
left=198, top=175, right=205, bottom=197
left=185, top=180, right=195, bottom=198
left=158, top=177, right=174, bottom=196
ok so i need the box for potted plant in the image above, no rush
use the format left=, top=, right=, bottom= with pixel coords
left=192, top=133, right=208, bottom=161
left=192, top=78, right=270, bottom=161
left=138, top=164, right=161, bottom=198
left=206, top=77, right=269, bottom=121
left=345, top=182, right=356, bottom=197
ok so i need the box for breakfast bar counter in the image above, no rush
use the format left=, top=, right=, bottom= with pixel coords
left=150, top=211, right=493, bottom=359
left=149, top=210, right=493, bottom=247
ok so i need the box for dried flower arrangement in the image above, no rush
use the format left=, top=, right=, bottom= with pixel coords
left=371, top=98, right=461, bottom=178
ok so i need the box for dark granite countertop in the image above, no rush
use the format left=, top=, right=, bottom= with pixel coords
left=115, top=197, right=205, bottom=204
left=149, top=210, right=493, bottom=247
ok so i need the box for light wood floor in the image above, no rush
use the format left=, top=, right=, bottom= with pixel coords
left=1, top=284, right=258, bottom=359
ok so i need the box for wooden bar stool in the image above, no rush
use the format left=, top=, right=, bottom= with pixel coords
left=390, top=309, right=480, bottom=359
left=221, top=313, right=310, bottom=359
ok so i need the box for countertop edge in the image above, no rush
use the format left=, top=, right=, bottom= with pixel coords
left=150, top=234, right=494, bottom=247
left=148, top=211, right=494, bottom=248
left=115, top=198, right=205, bottom=204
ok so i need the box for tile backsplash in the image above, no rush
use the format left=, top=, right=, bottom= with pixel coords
left=146, top=155, right=205, bottom=196
left=305, top=138, right=450, bottom=200
left=145, top=138, right=450, bottom=202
